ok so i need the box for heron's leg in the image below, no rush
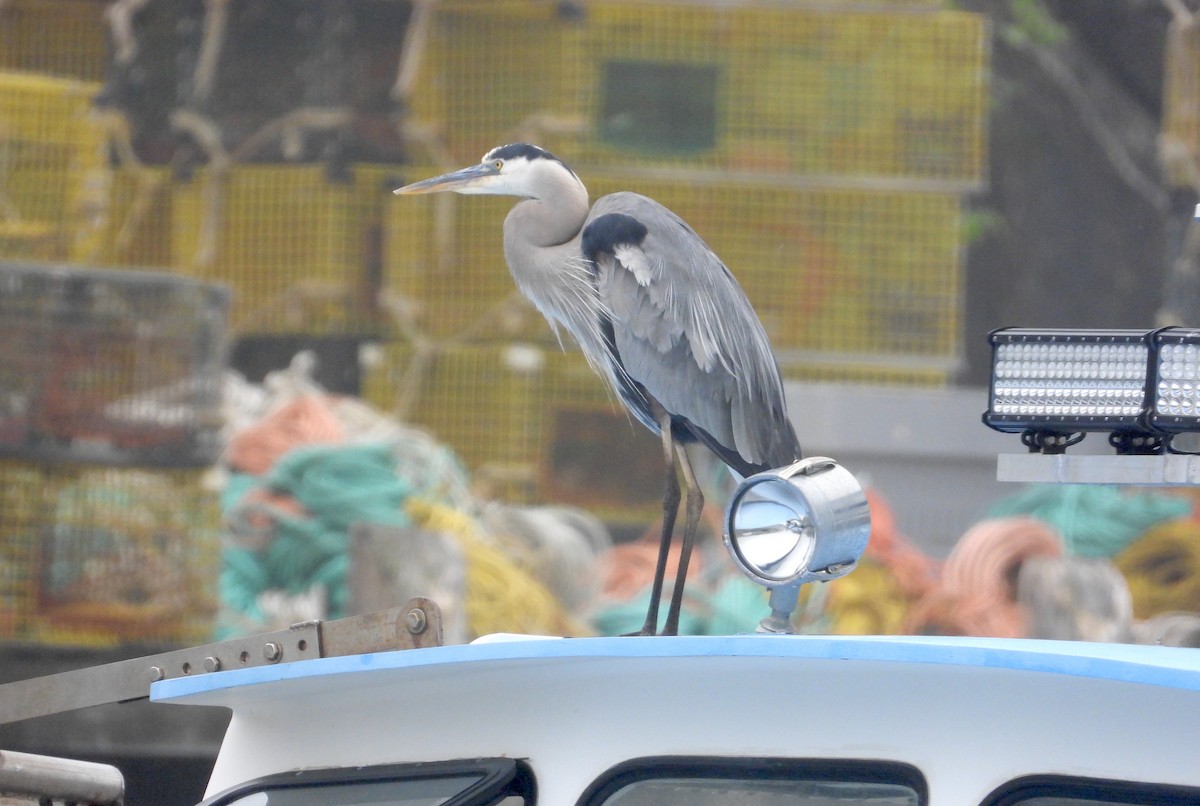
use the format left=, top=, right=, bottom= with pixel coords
left=662, top=441, right=703, bottom=636
left=640, top=404, right=680, bottom=636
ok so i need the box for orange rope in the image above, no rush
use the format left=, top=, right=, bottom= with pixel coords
left=224, top=487, right=308, bottom=551
left=227, top=395, right=344, bottom=475
left=905, top=517, right=1062, bottom=638
left=601, top=535, right=705, bottom=602
left=863, top=488, right=941, bottom=600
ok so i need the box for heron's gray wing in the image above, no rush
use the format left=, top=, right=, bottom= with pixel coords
left=583, top=192, right=800, bottom=472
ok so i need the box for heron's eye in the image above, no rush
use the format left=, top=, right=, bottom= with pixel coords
left=493, top=160, right=503, bottom=170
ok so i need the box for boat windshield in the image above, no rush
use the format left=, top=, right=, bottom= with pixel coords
left=597, top=777, right=918, bottom=805
left=198, top=759, right=531, bottom=806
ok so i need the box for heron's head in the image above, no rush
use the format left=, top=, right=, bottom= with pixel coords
left=393, top=143, right=582, bottom=200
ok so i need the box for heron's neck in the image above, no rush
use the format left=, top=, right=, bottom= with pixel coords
left=502, top=185, right=590, bottom=292
left=504, top=180, right=589, bottom=247
left=501, top=184, right=611, bottom=368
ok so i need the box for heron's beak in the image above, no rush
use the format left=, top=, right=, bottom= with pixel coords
left=393, top=162, right=500, bottom=195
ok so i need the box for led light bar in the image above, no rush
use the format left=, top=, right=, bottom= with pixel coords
left=984, top=328, right=1154, bottom=447
left=1150, top=327, right=1200, bottom=434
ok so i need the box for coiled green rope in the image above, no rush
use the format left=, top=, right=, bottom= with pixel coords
left=987, top=484, right=1191, bottom=558
left=217, top=443, right=411, bottom=638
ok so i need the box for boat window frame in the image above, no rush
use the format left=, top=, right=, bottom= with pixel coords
left=983, top=774, right=1200, bottom=806
left=196, top=757, right=535, bottom=806
left=575, top=755, right=928, bottom=806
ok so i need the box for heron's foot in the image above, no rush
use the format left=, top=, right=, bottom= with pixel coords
left=632, top=612, right=661, bottom=636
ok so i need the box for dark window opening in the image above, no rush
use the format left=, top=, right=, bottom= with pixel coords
left=579, top=756, right=926, bottom=806
left=599, top=61, right=719, bottom=156
left=199, top=758, right=534, bottom=806
left=985, top=775, right=1200, bottom=806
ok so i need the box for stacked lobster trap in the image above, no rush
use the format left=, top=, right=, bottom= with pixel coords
left=172, top=164, right=400, bottom=335
left=396, top=2, right=986, bottom=376
left=0, top=263, right=229, bottom=646
left=363, top=342, right=665, bottom=520
left=0, top=0, right=988, bottom=528
left=374, top=0, right=988, bottom=515
left=0, top=71, right=109, bottom=263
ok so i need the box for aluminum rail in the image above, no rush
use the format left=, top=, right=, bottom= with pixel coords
left=998, top=453, right=1200, bottom=486
left=0, top=598, right=442, bottom=725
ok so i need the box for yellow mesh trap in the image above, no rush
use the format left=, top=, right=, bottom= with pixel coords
left=0, top=460, right=221, bottom=646
left=89, top=166, right=175, bottom=269
left=1, top=1, right=989, bottom=525
left=172, top=165, right=398, bottom=334
left=408, top=1, right=987, bottom=185
left=0, top=71, right=107, bottom=262
left=394, top=1, right=987, bottom=384
left=1163, top=17, right=1200, bottom=183
left=364, top=342, right=664, bottom=520
left=385, top=167, right=964, bottom=380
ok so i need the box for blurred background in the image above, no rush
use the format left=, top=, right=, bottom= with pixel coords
left=3, top=0, right=1200, bottom=802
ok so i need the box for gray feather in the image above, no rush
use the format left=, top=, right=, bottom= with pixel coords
left=586, top=193, right=798, bottom=469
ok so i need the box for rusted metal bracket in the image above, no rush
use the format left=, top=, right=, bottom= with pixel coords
left=0, top=598, right=442, bottom=725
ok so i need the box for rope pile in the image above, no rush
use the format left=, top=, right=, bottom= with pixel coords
left=985, top=483, right=1200, bottom=642
left=905, top=517, right=1062, bottom=638
left=586, top=488, right=938, bottom=637
left=824, top=561, right=909, bottom=636
left=217, top=356, right=1200, bottom=643
left=219, top=442, right=409, bottom=638
left=226, top=395, right=344, bottom=476
left=480, top=503, right=612, bottom=616
left=863, top=490, right=940, bottom=595
left=825, top=486, right=1152, bottom=638
left=1016, top=554, right=1133, bottom=643
left=1117, top=518, right=1200, bottom=619
left=217, top=354, right=604, bottom=641
left=588, top=504, right=774, bottom=636
left=406, top=499, right=586, bottom=638
left=987, top=484, right=1192, bottom=558
left=583, top=479, right=1200, bottom=641
left=599, top=530, right=707, bottom=605
left=591, top=525, right=711, bottom=636
left=885, top=484, right=1200, bottom=643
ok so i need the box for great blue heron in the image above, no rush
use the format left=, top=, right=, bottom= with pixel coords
left=395, top=143, right=802, bottom=635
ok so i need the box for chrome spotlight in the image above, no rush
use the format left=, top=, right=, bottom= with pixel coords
left=723, top=457, right=871, bottom=634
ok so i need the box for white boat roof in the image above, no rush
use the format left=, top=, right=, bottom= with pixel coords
left=155, top=633, right=1200, bottom=701
left=155, top=634, right=1200, bottom=803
